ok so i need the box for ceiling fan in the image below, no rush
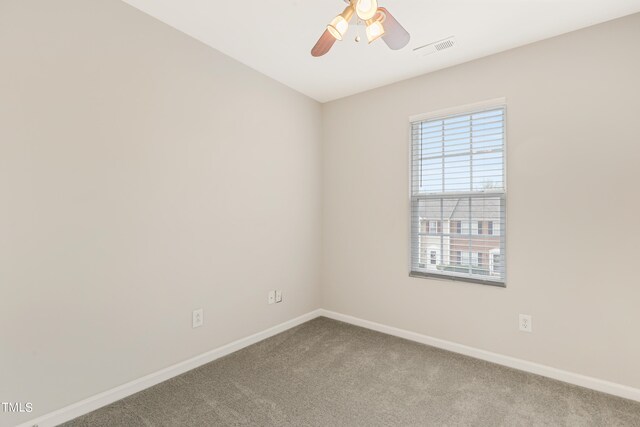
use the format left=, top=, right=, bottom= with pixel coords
left=311, top=0, right=410, bottom=57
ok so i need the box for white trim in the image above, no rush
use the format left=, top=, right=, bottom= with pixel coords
left=409, top=97, right=507, bottom=123
left=17, top=309, right=323, bottom=427
left=18, top=307, right=640, bottom=427
left=318, top=309, right=640, bottom=402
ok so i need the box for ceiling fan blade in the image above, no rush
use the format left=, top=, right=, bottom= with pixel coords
left=378, top=7, right=410, bottom=50
left=311, top=30, right=336, bottom=57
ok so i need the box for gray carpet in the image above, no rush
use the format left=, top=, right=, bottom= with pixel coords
left=62, top=317, right=640, bottom=426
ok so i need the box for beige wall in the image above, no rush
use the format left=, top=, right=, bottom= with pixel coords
left=322, top=12, right=640, bottom=391
left=2, top=1, right=639, bottom=424
left=0, top=1, right=321, bottom=425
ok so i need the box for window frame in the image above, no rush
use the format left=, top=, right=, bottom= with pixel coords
left=408, top=98, right=507, bottom=287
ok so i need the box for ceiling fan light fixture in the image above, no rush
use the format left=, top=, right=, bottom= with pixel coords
left=327, top=5, right=354, bottom=41
left=365, top=18, right=385, bottom=43
left=311, top=1, right=409, bottom=57
left=355, top=0, right=378, bottom=21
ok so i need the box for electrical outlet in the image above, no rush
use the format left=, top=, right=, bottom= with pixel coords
left=192, top=308, right=203, bottom=328
left=275, top=290, right=282, bottom=303
left=519, top=314, right=532, bottom=332
left=268, top=290, right=275, bottom=305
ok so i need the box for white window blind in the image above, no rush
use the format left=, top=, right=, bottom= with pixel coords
left=410, top=104, right=506, bottom=285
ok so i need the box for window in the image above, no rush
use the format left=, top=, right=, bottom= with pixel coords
left=410, top=101, right=506, bottom=285
left=471, top=252, right=479, bottom=267
left=492, top=253, right=501, bottom=275
left=461, top=252, right=470, bottom=266
left=427, top=220, right=442, bottom=234
left=430, top=251, right=437, bottom=265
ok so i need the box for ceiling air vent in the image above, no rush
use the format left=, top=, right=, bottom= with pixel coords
left=413, top=36, right=456, bottom=57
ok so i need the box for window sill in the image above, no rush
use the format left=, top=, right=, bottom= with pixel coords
left=409, top=271, right=506, bottom=288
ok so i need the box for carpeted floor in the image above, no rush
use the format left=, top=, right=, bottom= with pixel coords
left=62, top=317, right=640, bottom=426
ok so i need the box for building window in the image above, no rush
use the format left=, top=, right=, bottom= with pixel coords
left=430, top=251, right=437, bottom=265
left=471, top=252, right=479, bottom=267
left=427, top=220, right=443, bottom=234
left=461, top=252, right=470, bottom=266
left=410, top=101, right=506, bottom=285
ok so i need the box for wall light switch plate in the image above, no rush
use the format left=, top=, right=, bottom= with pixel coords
left=268, top=290, right=276, bottom=305
left=192, top=308, right=203, bottom=328
left=275, top=290, right=282, bottom=303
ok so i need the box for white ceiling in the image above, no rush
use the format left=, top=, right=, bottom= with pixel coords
left=122, top=0, right=640, bottom=102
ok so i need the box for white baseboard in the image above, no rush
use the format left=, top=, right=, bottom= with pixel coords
left=318, top=309, right=640, bottom=402
left=18, top=309, right=322, bottom=427
left=19, top=307, right=640, bottom=427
